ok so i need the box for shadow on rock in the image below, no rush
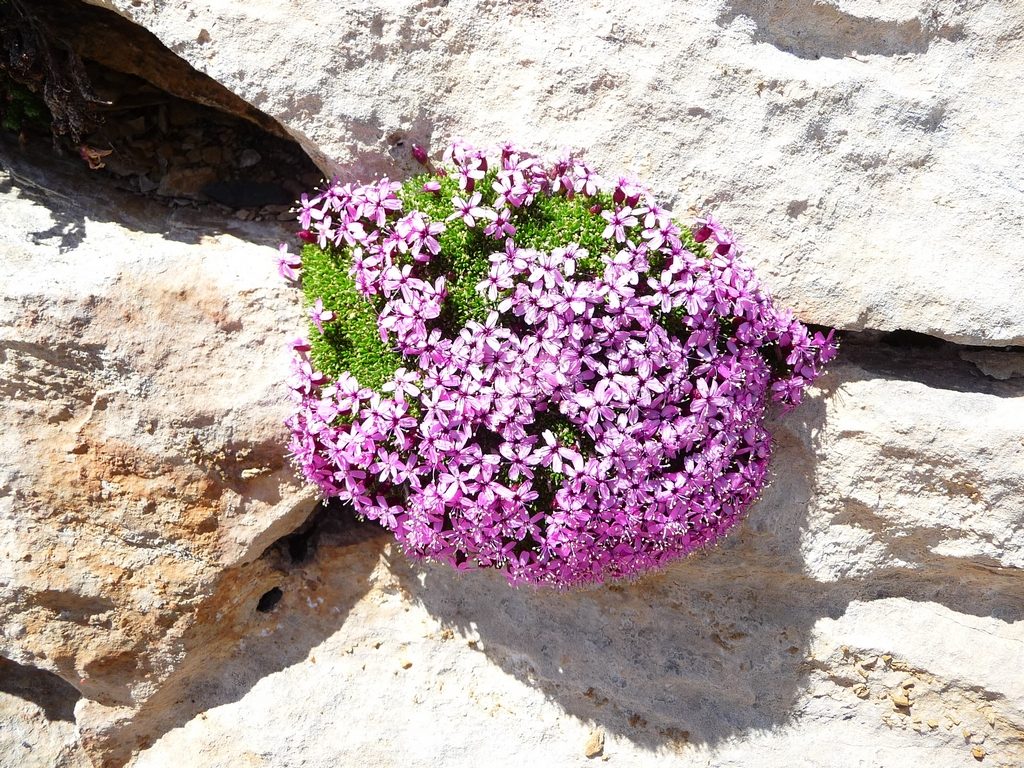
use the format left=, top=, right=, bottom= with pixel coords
left=0, top=135, right=296, bottom=253
left=387, top=347, right=1024, bottom=752
left=717, top=0, right=962, bottom=60
left=79, top=500, right=389, bottom=768
left=0, top=656, right=82, bottom=723
left=384, top=386, right=832, bottom=752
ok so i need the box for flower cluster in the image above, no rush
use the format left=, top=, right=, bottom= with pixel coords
left=281, top=140, right=836, bottom=588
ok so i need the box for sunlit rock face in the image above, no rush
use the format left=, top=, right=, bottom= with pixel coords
left=93, top=0, right=1024, bottom=346
left=3, top=0, right=1023, bottom=766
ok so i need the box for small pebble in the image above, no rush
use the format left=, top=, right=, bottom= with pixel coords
left=971, top=746, right=985, bottom=760
left=238, top=148, right=263, bottom=168
left=584, top=729, right=604, bottom=759
left=890, top=691, right=911, bottom=708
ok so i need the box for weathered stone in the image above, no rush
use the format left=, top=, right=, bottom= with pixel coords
left=0, top=143, right=314, bottom=764
left=87, top=0, right=1024, bottom=346
left=793, top=340, right=1024, bottom=578
left=32, top=0, right=289, bottom=139
left=961, top=349, right=1024, bottom=381
left=122, top=347, right=1024, bottom=768
left=155, top=166, right=217, bottom=198
left=0, top=659, right=90, bottom=768
left=3, top=1, right=1023, bottom=766
left=583, top=729, right=604, bottom=758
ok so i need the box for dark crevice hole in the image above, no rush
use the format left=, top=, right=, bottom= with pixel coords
left=271, top=497, right=390, bottom=569
left=255, top=587, right=284, bottom=614
left=880, top=329, right=946, bottom=349
left=1, top=0, right=321, bottom=217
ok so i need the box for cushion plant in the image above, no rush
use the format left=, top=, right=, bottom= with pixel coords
left=280, top=140, right=835, bottom=588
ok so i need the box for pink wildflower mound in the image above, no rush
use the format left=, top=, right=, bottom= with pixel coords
left=282, top=140, right=836, bottom=588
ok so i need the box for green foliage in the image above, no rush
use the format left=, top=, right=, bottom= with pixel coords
left=300, top=244, right=403, bottom=390
left=513, top=191, right=615, bottom=277
left=301, top=173, right=704, bottom=395
left=399, top=173, right=493, bottom=329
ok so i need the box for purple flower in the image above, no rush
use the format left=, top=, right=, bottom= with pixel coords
left=447, top=192, right=492, bottom=228
left=296, top=192, right=323, bottom=230
left=314, top=215, right=334, bottom=249
left=531, top=430, right=584, bottom=476
left=277, top=243, right=302, bottom=282
left=396, top=212, right=445, bottom=261
left=285, top=139, right=836, bottom=589
left=601, top=206, right=639, bottom=243
left=309, top=297, right=335, bottom=333
left=477, top=262, right=514, bottom=302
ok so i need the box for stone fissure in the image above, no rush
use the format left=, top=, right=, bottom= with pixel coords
left=2, top=0, right=319, bottom=221
left=2, top=0, right=1022, bottom=765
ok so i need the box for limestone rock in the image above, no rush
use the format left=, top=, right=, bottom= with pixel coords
left=960, top=349, right=1024, bottom=381
left=155, top=166, right=217, bottom=198
left=124, top=345, right=1024, bottom=768
left=0, top=145, right=314, bottom=764
left=3, top=1, right=1023, bottom=766
left=780, top=338, right=1024, bottom=578
left=0, top=659, right=90, bottom=768
left=33, top=1, right=288, bottom=140
left=88, top=0, right=1024, bottom=346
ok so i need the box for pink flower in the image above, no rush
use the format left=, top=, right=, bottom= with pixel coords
left=446, top=192, right=492, bottom=228
left=285, top=139, right=835, bottom=589
left=601, top=206, right=639, bottom=243
left=309, top=298, right=334, bottom=333
left=277, top=243, right=302, bottom=282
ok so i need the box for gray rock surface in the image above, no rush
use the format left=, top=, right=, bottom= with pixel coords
left=125, top=345, right=1024, bottom=768
left=0, top=658, right=89, bottom=768
left=0, top=145, right=314, bottom=765
left=2, top=1, right=1022, bottom=766
left=88, top=0, right=1024, bottom=346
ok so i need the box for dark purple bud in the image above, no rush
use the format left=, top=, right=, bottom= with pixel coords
left=412, top=143, right=429, bottom=164
left=613, top=186, right=625, bottom=205
left=693, top=225, right=712, bottom=243
left=626, top=192, right=642, bottom=207
left=297, top=229, right=316, bottom=243
left=716, top=241, right=732, bottom=255
left=589, top=204, right=602, bottom=215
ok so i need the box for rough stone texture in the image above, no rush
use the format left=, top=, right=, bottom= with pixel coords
left=0, top=143, right=314, bottom=765
left=960, top=349, right=1024, bottom=382
left=3, top=1, right=1023, bottom=767
left=87, top=0, right=1024, bottom=346
left=121, top=344, right=1024, bottom=768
